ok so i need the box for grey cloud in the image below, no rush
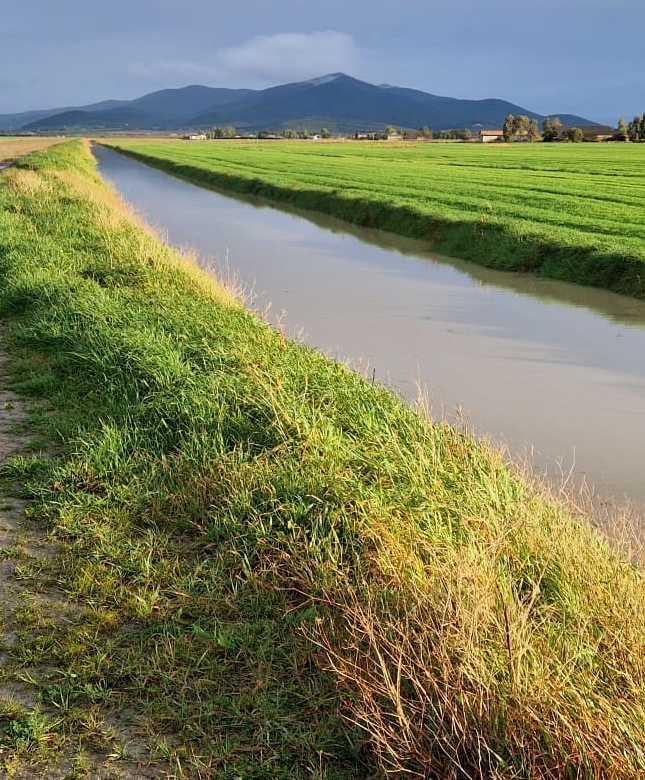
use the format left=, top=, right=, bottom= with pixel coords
left=129, top=31, right=361, bottom=88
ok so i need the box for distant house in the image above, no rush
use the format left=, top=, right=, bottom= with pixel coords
left=354, top=131, right=384, bottom=140
left=353, top=128, right=402, bottom=141
left=183, top=133, right=207, bottom=141
left=479, top=129, right=504, bottom=143
left=580, top=126, right=615, bottom=142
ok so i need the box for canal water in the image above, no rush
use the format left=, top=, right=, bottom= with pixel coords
left=94, top=145, right=645, bottom=507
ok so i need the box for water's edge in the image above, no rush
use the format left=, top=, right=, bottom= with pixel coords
left=94, top=144, right=645, bottom=508
left=102, top=143, right=645, bottom=301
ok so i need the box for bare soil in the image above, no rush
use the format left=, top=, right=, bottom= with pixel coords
left=0, top=348, right=168, bottom=778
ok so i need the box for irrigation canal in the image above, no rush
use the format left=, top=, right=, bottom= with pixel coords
left=95, top=145, right=645, bottom=509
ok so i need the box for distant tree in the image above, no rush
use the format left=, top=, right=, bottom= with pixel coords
left=320, top=127, right=332, bottom=138
left=282, top=129, right=295, bottom=139
left=617, top=117, right=629, bottom=141
left=565, top=127, right=584, bottom=143
left=512, top=115, right=531, bottom=139
left=542, top=117, right=563, bottom=142
left=527, top=118, right=541, bottom=142
left=417, top=126, right=433, bottom=139
left=503, top=114, right=533, bottom=142
left=208, top=126, right=237, bottom=139
left=627, top=116, right=642, bottom=141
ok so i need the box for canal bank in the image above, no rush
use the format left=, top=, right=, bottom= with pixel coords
left=95, top=144, right=645, bottom=507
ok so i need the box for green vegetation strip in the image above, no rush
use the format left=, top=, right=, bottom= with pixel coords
left=0, top=141, right=643, bottom=777
left=105, top=139, right=645, bottom=299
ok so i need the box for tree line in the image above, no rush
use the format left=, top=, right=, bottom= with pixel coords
left=618, top=115, right=645, bottom=141
left=205, top=116, right=645, bottom=143
left=503, top=115, right=585, bottom=143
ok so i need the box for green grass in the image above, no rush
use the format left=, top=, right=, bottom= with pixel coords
left=0, top=140, right=643, bottom=777
left=105, top=138, right=645, bottom=299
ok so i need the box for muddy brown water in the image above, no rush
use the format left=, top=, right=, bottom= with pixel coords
left=94, top=146, right=645, bottom=508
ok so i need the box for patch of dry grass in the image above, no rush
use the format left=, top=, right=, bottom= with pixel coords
left=0, top=138, right=62, bottom=164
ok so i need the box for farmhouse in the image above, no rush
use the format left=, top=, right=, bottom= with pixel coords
left=581, top=126, right=616, bottom=142
left=354, top=131, right=384, bottom=140
left=479, top=129, right=504, bottom=143
left=183, top=133, right=207, bottom=141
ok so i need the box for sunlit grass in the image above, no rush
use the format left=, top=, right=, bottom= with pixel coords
left=0, top=140, right=643, bottom=777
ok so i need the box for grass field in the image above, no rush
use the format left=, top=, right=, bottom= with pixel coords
left=0, top=141, right=643, bottom=776
left=0, top=137, right=62, bottom=163
left=105, top=138, right=645, bottom=299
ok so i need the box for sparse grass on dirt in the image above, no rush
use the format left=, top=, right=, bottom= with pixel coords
left=0, top=140, right=643, bottom=777
left=105, top=138, right=645, bottom=299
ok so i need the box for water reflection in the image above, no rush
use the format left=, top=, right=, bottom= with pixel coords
left=94, top=145, right=645, bottom=506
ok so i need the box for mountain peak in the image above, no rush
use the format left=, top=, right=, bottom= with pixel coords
left=304, top=73, right=349, bottom=87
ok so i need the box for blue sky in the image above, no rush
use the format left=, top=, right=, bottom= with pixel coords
left=1, top=0, right=643, bottom=124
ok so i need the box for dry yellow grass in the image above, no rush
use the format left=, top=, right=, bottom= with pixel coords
left=0, top=137, right=63, bottom=164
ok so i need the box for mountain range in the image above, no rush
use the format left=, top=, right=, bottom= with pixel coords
left=0, top=73, right=597, bottom=134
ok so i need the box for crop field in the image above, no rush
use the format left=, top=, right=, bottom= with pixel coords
left=0, top=137, right=62, bottom=162
left=106, top=138, right=645, bottom=298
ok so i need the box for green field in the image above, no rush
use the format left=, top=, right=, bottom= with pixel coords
left=0, top=141, right=642, bottom=776
left=106, top=138, right=645, bottom=298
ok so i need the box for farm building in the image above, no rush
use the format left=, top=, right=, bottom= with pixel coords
left=581, top=127, right=616, bottom=142
left=479, top=129, right=504, bottom=143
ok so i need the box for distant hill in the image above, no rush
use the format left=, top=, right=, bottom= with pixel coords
left=7, top=74, right=598, bottom=133
left=0, top=99, right=129, bottom=132
left=17, top=85, right=254, bottom=132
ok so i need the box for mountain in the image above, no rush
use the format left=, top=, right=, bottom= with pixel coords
left=192, top=74, right=595, bottom=132
left=13, top=86, right=255, bottom=132
left=0, top=99, right=130, bottom=131
left=7, top=74, right=598, bottom=133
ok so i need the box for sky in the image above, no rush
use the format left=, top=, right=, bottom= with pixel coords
left=1, top=0, right=643, bottom=124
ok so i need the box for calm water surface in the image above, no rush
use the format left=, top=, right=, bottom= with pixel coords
left=95, top=146, right=645, bottom=506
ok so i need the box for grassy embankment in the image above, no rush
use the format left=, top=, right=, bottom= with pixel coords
left=0, top=140, right=643, bottom=776
left=105, top=138, right=645, bottom=299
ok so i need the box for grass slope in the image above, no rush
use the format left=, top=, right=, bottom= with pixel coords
left=0, top=140, right=643, bottom=777
left=105, top=138, right=645, bottom=299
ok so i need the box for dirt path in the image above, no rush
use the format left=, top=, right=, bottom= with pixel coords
left=0, top=346, right=166, bottom=778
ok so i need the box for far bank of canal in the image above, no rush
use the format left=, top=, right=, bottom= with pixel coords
left=95, top=145, right=645, bottom=508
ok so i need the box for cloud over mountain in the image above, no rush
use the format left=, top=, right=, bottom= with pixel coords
left=128, top=31, right=361, bottom=89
